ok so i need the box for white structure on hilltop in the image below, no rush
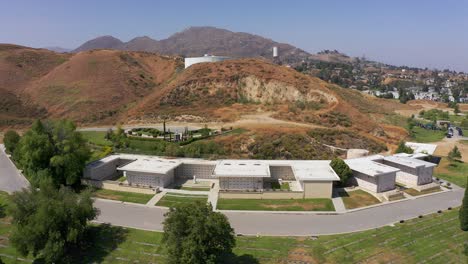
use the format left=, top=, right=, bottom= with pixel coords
left=273, top=46, right=278, bottom=58
left=184, top=54, right=231, bottom=68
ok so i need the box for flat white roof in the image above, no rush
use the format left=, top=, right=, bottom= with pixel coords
left=214, top=160, right=270, bottom=178
left=291, top=161, right=340, bottom=181
left=118, top=157, right=181, bottom=174
left=384, top=156, right=437, bottom=168
left=345, top=158, right=399, bottom=177
left=405, top=142, right=437, bottom=155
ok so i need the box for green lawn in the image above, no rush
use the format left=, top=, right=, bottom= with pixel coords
left=0, top=191, right=466, bottom=263
left=216, top=198, right=335, bottom=211
left=404, top=187, right=442, bottom=196
left=92, top=188, right=154, bottom=204
left=79, top=131, right=112, bottom=146
left=410, top=126, right=446, bottom=143
left=435, top=158, right=468, bottom=188
left=155, top=193, right=208, bottom=207
left=339, top=189, right=381, bottom=209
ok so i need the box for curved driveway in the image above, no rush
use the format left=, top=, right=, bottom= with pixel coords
left=0, top=146, right=464, bottom=236
left=95, top=189, right=463, bottom=236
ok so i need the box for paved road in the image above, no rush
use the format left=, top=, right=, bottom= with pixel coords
left=95, top=189, right=463, bottom=236
left=0, top=144, right=29, bottom=194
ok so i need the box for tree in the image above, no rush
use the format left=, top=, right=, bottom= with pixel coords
left=448, top=146, right=462, bottom=161
left=395, top=141, right=414, bottom=154
left=460, top=177, right=468, bottom=231
left=163, top=201, right=235, bottom=264
left=8, top=185, right=97, bottom=263
left=330, top=158, right=353, bottom=186
left=14, top=120, right=90, bottom=188
left=3, top=130, right=20, bottom=154
left=454, top=104, right=460, bottom=114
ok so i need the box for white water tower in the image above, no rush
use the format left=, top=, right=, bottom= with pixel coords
left=273, top=46, right=278, bottom=58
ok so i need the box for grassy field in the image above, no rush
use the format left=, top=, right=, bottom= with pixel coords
left=0, top=191, right=466, bottom=263
left=216, top=198, right=335, bottom=211
left=80, top=131, right=112, bottom=146
left=92, top=188, right=154, bottom=204
left=339, top=189, right=381, bottom=209
left=155, top=193, right=208, bottom=207
left=404, top=187, right=442, bottom=196
left=410, top=126, right=446, bottom=143
left=435, top=158, right=468, bottom=188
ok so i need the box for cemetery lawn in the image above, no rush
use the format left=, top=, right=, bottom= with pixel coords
left=92, top=189, right=154, bottom=204
left=338, top=189, right=381, bottom=209
left=0, top=188, right=466, bottom=263
left=410, top=127, right=446, bottom=143
left=216, top=198, right=335, bottom=211
left=435, top=158, right=468, bottom=188
left=155, top=193, right=208, bottom=207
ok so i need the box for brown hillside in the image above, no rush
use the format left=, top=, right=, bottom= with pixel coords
left=23, top=50, right=182, bottom=122
left=128, top=58, right=338, bottom=121
left=0, top=44, right=70, bottom=93
left=0, top=44, right=411, bottom=150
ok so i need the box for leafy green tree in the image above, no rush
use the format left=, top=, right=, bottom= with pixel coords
left=14, top=120, right=55, bottom=186
left=448, top=146, right=462, bottom=161
left=395, top=141, right=414, bottom=154
left=330, top=158, right=353, bottom=186
left=8, top=185, right=97, bottom=263
left=460, top=177, right=468, bottom=231
left=14, top=120, right=90, bottom=187
left=3, top=130, right=20, bottom=154
left=163, top=201, right=235, bottom=264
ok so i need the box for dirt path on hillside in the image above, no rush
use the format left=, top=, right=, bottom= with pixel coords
left=80, top=112, right=327, bottom=132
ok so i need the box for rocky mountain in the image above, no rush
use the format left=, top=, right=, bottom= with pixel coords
left=73, top=35, right=124, bottom=53
left=72, top=27, right=312, bottom=64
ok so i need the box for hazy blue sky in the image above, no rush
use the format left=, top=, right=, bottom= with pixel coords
left=1, top=0, right=468, bottom=71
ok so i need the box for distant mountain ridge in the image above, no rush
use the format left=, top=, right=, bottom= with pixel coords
left=73, top=35, right=124, bottom=52
left=72, top=26, right=312, bottom=64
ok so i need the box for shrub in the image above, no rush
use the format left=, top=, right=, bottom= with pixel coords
left=3, top=130, right=20, bottom=154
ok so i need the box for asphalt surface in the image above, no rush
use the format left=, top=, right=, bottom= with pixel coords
left=0, top=146, right=464, bottom=236
left=0, top=144, right=29, bottom=193
left=95, top=189, right=463, bottom=236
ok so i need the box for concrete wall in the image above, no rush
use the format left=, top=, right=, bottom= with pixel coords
left=418, top=167, right=434, bottom=185
left=396, top=172, right=418, bottom=186
left=350, top=171, right=396, bottom=193
left=218, top=191, right=304, bottom=199
left=376, top=173, right=396, bottom=192
left=383, top=160, right=433, bottom=186
left=302, top=181, right=333, bottom=198
left=219, top=177, right=264, bottom=190
left=269, top=165, right=295, bottom=180
left=83, top=179, right=156, bottom=194
left=350, top=171, right=378, bottom=192
left=84, top=158, right=134, bottom=181
left=174, top=163, right=216, bottom=179
left=126, top=169, right=174, bottom=188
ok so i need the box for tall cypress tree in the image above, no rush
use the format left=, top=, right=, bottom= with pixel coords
left=460, top=177, right=468, bottom=231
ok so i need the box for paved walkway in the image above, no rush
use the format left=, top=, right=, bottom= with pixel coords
left=208, top=181, right=220, bottom=209
left=146, top=191, right=166, bottom=206
left=331, top=190, right=346, bottom=213
left=0, top=144, right=29, bottom=194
